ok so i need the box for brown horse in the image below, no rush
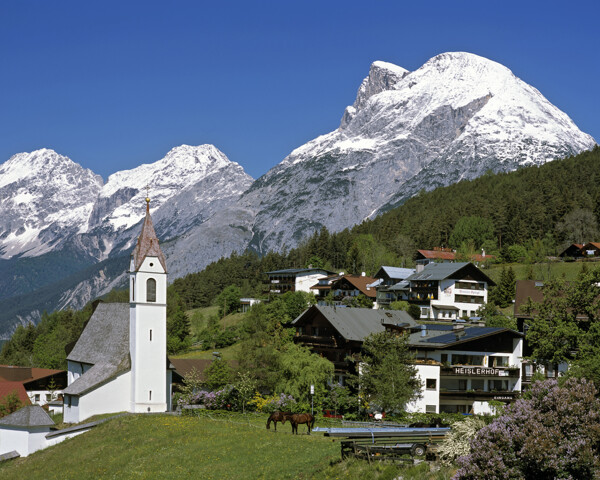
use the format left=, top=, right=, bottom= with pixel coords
left=266, top=411, right=292, bottom=431
left=288, top=413, right=315, bottom=435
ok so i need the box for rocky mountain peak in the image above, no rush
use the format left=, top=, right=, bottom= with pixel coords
left=341, top=61, right=409, bottom=129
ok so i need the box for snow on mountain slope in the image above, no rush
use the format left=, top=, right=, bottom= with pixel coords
left=228, top=52, right=595, bottom=254
left=0, top=149, right=103, bottom=259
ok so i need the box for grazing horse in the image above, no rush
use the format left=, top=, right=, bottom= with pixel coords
left=266, top=411, right=292, bottom=431
left=288, top=413, right=315, bottom=435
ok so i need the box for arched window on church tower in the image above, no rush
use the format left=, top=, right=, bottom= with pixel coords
left=147, top=278, right=156, bottom=302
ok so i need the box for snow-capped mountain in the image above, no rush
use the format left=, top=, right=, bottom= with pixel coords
left=0, top=149, right=103, bottom=259
left=225, top=52, right=595, bottom=254
left=0, top=144, right=253, bottom=263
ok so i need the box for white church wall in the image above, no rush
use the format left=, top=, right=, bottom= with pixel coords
left=130, top=302, right=167, bottom=412
left=79, top=371, right=131, bottom=422
left=27, top=427, right=50, bottom=456
left=63, top=395, right=79, bottom=424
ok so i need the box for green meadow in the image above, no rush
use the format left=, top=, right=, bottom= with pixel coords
left=0, top=413, right=455, bottom=479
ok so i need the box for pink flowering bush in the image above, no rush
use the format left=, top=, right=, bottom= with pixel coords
left=455, top=378, right=600, bottom=480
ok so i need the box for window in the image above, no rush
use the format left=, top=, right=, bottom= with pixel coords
left=426, top=378, right=437, bottom=390
left=46, top=394, right=51, bottom=402
left=146, top=278, right=156, bottom=302
left=452, top=354, right=484, bottom=366
left=471, top=379, right=484, bottom=391
left=35, top=394, right=40, bottom=402
left=490, top=356, right=510, bottom=368
left=131, top=278, right=135, bottom=301
left=149, top=390, right=152, bottom=401
left=66, top=395, right=71, bottom=408
left=149, top=329, right=153, bottom=341
left=425, top=405, right=437, bottom=413
left=455, top=294, right=485, bottom=304
left=490, top=380, right=509, bottom=391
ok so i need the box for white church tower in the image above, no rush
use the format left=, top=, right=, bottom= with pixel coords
left=129, top=196, right=168, bottom=413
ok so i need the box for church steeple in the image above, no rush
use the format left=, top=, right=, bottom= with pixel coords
left=130, top=197, right=167, bottom=273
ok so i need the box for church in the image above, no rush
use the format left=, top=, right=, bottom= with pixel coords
left=63, top=198, right=173, bottom=423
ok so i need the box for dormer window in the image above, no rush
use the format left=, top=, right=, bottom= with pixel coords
left=147, top=278, right=156, bottom=302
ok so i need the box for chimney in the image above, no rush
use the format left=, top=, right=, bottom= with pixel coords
left=421, top=325, right=427, bottom=337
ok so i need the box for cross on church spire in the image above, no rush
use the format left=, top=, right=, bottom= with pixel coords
left=145, top=184, right=151, bottom=213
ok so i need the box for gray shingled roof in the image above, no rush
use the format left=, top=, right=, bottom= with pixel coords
left=64, top=303, right=131, bottom=396
left=405, top=262, right=495, bottom=285
left=374, top=266, right=415, bottom=281
left=0, top=405, right=55, bottom=427
left=293, top=305, right=417, bottom=342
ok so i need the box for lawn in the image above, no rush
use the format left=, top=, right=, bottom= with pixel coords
left=0, top=412, right=337, bottom=479
left=485, top=260, right=594, bottom=283
left=0, top=412, right=456, bottom=479
left=171, top=342, right=242, bottom=360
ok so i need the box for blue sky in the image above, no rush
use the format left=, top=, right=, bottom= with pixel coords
left=1, top=1, right=598, bottom=180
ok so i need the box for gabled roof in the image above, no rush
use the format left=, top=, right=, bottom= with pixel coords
left=131, top=200, right=167, bottom=272
left=332, top=275, right=378, bottom=298
left=373, top=266, right=415, bottom=281
left=406, top=262, right=495, bottom=286
left=0, top=382, right=31, bottom=406
left=513, top=279, right=545, bottom=319
left=293, top=305, right=417, bottom=342
left=64, top=303, right=131, bottom=396
left=0, top=405, right=54, bottom=427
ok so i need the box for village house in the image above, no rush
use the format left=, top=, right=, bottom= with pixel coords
left=311, top=273, right=377, bottom=305
left=62, top=198, right=173, bottom=423
left=264, top=267, right=334, bottom=296
left=402, top=262, right=495, bottom=321
left=292, top=305, right=523, bottom=414
left=370, top=266, right=415, bottom=309
left=0, top=366, right=66, bottom=407
left=291, top=305, right=416, bottom=385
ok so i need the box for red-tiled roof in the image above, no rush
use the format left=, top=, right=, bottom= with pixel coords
left=417, top=249, right=456, bottom=260
left=0, top=382, right=32, bottom=406
left=0, top=366, right=64, bottom=384
left=334, top=275, right=378, bottom=298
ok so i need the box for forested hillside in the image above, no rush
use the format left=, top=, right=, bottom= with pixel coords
left=173, top=146, right=600, bottom=310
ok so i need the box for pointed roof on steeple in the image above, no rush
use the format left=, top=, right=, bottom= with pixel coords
left=131, top=198, right=167, bottom=272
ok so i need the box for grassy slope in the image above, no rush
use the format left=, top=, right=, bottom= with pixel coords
left=485, top=261, right=591, bottom=284
left=0, top=413, right=456, bottom=480
left=0, top=413, right=338, bottom=480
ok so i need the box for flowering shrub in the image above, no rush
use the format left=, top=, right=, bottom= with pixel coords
left=247, top=392, right=297, bottom=413
left=437, top=417, right=486, bottom=466
left=454, top=378, right=600, bottom=479
left=179, top=385, right=235, bottom=410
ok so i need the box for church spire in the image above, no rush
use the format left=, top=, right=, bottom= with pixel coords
left=131, top=196, right=167, bottom=272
